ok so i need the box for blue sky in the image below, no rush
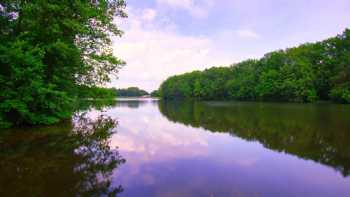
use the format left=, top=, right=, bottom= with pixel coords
left=110, top=0, right=350, bottom=92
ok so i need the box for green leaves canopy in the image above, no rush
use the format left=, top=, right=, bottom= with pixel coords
left=0, top=0, right=126, bottom=127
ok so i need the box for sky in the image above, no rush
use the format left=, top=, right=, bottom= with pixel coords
left=110, top=0, right=350, bottom=92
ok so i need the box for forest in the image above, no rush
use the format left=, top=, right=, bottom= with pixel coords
left=0, top=0, right=127, bottom=128
left=78, top=86, right=117, bottom=99
left=150, top=90, right=160, bottom=97
left=159, top=29, right=350, bottom=103
left=116, top=87, right=149, bottom=97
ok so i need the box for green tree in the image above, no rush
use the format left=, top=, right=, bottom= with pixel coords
left=226, top=60, right=258, bottom=100
left=116, top=87, right=149, bottom=97
left=329, top=29, right=350, bottom=103
left=77, top=86, right=117, bottom=99
left=150, top=90, right=160, bottom=97
left=0, top=0, right=126, bottom=127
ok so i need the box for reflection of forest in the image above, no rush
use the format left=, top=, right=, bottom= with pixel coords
left=76, top=99, right=118, bottom=111
left=115, top=100, right=158, bottom=108
left=77, top=98, right=159, bottom=109
left=0, top=114, right=125, bottom=197
left=159, top=100, right=350, bottom=176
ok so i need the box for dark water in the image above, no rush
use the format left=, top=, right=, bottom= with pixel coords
left=1, top=99, right=350, bottom=197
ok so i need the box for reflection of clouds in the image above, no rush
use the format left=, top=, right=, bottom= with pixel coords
left=208, top=135, right=263, bottom=167
left=142, top=174, right=156, bottom=185
left=110, top=114, right=209, bottom=161
left=113, top=135, right=145, bottom=152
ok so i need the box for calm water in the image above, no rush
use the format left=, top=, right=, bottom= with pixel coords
left=1, top=99, right=350, bottom=197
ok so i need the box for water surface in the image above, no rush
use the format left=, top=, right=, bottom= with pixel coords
left=1, top=99, right=350, bottom=197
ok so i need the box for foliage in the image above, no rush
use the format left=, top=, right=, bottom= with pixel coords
left=193, top=67, right=234, bottom=100
left=159, top=29, right=350, bottom=103
left=77, top=86, right=117, bottom=99
left=330, top=86, right=350, bottom=103
left=0, top=0, right=126, bottom=128
left=150, top=90, right=160, bottom=97
left=160, top=71, right=200, bottom=99
left=116, top=87, right=149, bottom=97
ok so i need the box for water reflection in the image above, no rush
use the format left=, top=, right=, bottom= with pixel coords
left=159, top=100, right=350, bottom=177
left=107, top=100, right=349, bottom=197
left=115, top=99, right=158, bottom=109
left=77, top=99, right=118, bottom=112
left=1, top=99, right=350, bottom=197
left=0, top=113, right=125, bottom=197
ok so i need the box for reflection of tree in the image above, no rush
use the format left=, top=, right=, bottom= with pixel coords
left=159, top=100, right=350, bottom=177
left=117, top=100, right=145, bottom=108
left=115, top=100, right=158, bottom=108
left=76, top=99, right=118, bottom=112
left=77, top=99, right=157, bottom=109
left=0, top=114, right=125, bottom=197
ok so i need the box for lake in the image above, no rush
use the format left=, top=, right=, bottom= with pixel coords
left=1, top=99, right=350, bottom=197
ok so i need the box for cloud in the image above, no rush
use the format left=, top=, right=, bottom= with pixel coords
left=236, top=29, right=260, bottom=39
left=156, top=0, right=213, bottom=18
left=157, top=0, right=193, bottom=9
left=142, top=8, right=157, bottom=22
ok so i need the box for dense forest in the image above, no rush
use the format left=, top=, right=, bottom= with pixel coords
left=77, top=86, right=117, bottom=99
left=116, top=87, right=148, bottom=97
left=150, top=90, right=160, bottom=97
left=0, top=0, right=126, bottom=128
left=159, top=29, right=350, bottom=103
left=79, top=86, right=153, bottom=98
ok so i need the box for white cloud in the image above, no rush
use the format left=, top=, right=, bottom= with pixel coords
left=157, top=0, right=193, bottom=9
left=142, top=8, right=157, bottom=22
left=156, top=0, right=213, bottom=18
left=236, top=29, right=260, bottom=39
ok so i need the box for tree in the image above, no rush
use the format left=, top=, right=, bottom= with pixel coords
left=77, top=86, right=117, bottom=99
left=150, top=90, right=160, bottom=97
left=116, top=87, right=149, bottom=97
left=0, top=0, right=127, bottom=127
left=226, top=60, right=258, bottom=100
left=329, top=29, right=350, bottom=103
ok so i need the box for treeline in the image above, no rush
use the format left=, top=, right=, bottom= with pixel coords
left=77, top=86, right=117, bottom=99
left=116, top=87, right=148, bottom=97
left=150, top=90, right=160, bottom=97
left=160, top=29, right=350, bottom=103
left=0, top=1, right=126, bottom=128
left=79, top=86, right=156, bottom=99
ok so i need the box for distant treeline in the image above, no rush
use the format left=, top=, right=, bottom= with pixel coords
left=78, top=86, right=117, bottom=99
left=116, top=87, right=149, bottom=97
left=159, top=29, right=350, bottom=103
left=78, top=86, right=156, bottom=98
